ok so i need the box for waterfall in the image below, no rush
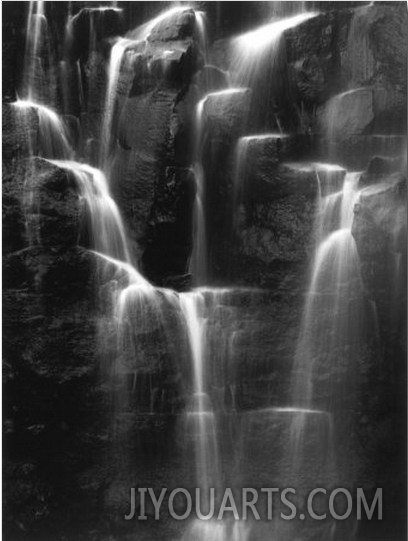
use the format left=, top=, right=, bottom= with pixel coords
left=13, top=99, right=74, bottom=246
left=195, top=11, right=208, bottom=65
left=288, top=172, right=365, bottom=500
left=291, top=172, right=363, bottom=409
left=6, top=2, right=403, bottom=539
left=231, top=12, right=317, bottom=87
left=99, top=37, right=135, bottom=170
left=22, top=0, right=45, bottom=102
left=14, top=100, right=74, bottom=159
left=179, top=292, right=222, bottom=507
left=179, top=288, right=254, bottom=540
left=48, top=160, right=133, bottom=264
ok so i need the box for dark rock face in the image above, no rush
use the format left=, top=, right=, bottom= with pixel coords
left=352, top=174, right=407, bottom=324
left=2, top=103, right=39, bottom=162
left=113, top=86, right=192, bottom=263
left=65, top=7, right=124, bottom=61
left=201, top=89, right=252, bottom=142
left=285, top=10, right=351, bottom=105
left=142, top=166, right=196, bottom=284
left=351, top=172, right=407, bottom=530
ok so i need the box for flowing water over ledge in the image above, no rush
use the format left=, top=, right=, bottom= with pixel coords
left=2, top=1, right=407, bottom=540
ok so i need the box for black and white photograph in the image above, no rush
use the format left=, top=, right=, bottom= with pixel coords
left=2, top=1, right=407, bottom=539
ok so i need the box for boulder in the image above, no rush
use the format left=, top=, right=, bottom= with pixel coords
left=147, top=9, right=196, bottom=42
left=129, top=39, right=197, bottom=93
left=200, top=88, right=252, bottom=142
left=208, top=38, right=233, bottom=72
left=192, top=64, right=230, bottom=95
left=359, top=155, right=403, bottom=187
left=114, top=88, right=183, bottom=251
left=22, top=158, right=83, bottom=249
left=316, top=87, right=374, bottom=140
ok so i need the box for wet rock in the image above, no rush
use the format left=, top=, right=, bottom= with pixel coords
left=342, top=3, right=408, bottom=89
left=161, top=273, right=192, bottom=291
left=81, top=50, right=108, bottom=114
left=3, top=245, right=98, bottom=297
left=239, top=195, right=316, bottom=266
left=2, top=3, right=26, bottom=103
left=192, top=65, right=229, bottom=94
left=3, top=154, right=82, bottom=254
left=201, top=88, right=252, bottom=142
left=22, top=158, right=84, bottom=249
left=290, top=54, right=331, bottom=105
left=142, top=167, right=196, bottom=283
left=66, top=7, right=123, bottom=61
left=208, top=38, right=233, bottom=72
left=353, top=174, right=407, bottom=257
left=2, top=103, right=39, bottom=163
left=286, top=3, right=407, bottom=114
left=120, top=87, right=185, bottom=153
left=352, top=173, right=407, bottom=343
left=237, top=135, right=310, bottom=187
left=130, top=40, right=196, bottom=93
left=359, top=155, right=403, bottom=187
left=147, top=9, right=196, bottom=42
left=316, top=87, right=374, bottom=140
left=372, top=84, right=407, bottom=133
left=285, top=10, right=351, bottom=104
left=317, top=134, right=407, bottom=169
left=264, top=161, right=346, bottom=197
left=114, top=88, right=182, bottom=249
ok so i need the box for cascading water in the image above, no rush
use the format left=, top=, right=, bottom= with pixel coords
left=13, top=100, right=73, bottom=159
left=291, top=172, right=364, bottom=410
left=47, top=161, right=133, bottom=263
left=16, top=2, right=187, bottom=427
left=230, top=11, right=317, bottom=129
left=22, top=0, right=46, bottom=102
left=287, top=172, right=366, bottom=532
left=231, top=12, right=317, bottom=86
left=5, top=2, right=405, bottom=539
left=179, top=292, right=222, bottom=506
left=99, top=37, right=135, bottom=169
